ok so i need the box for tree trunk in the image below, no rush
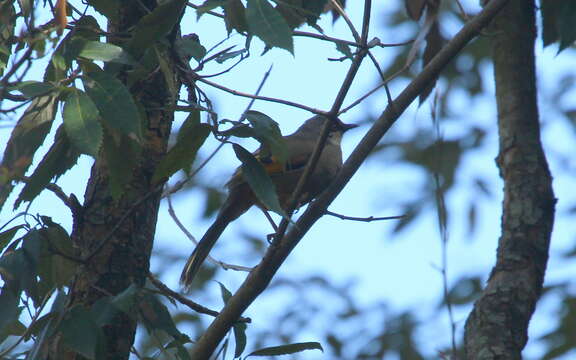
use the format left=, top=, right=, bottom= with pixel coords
left=464, top=0, right=556, bottom=359
left=47, top=2, right=180, bottom=359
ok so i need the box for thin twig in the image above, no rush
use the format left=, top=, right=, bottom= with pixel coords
left=187, top=2, right=224, bottom=18
left=0, top=45, right=35, bottom=86
left=0, top=289, right=54, bottom=358
left=45, top=183, right=72, bottom=208
left=270, top=0, right=372, bottom=246
left=431, top=95, right=457, bottom=355
left=330, top=0, right=361, bottom=42
left=190, top=71, right=325, bottom=115
left=325, top=210, right=405, bottom=222
left=147, top=274, right=251, bottom=322
left=293, top=30, right=412, bottom=49
left=164, top=65, right=274, bottom=198
left=167, top=195, right=252, bottom=272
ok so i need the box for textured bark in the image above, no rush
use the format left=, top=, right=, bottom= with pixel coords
left=464, top=1, right=556, bottom=359
left=46, top=2, right=180, bottom=359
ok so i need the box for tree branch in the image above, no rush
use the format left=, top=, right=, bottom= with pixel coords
left=325, top=210, right=404, bottom=222
left=147, top=274, right=251, bottom=323
left=189, top=0, right=511, bottom=357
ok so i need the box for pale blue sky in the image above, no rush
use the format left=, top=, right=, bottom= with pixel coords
left=1, top=1, right=576, bottom=359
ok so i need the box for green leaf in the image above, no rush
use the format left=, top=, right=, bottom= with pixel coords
left=224, top=0, right=249, bottom=34
left=246, top=0, right=294, bottom=53
left=63, top=89, right=103, bottom=157
left=44, top=17, right=102, bottom=81
left=102, top=128, right=141, bottom=200
left=177, top=110, right=200, bottom=143
left=139, top=293, right=185, bottom=340
left=541, top=0, right=576, bottom=51
left=0, top=291, right=22, bottom=332
left=0, top=95, right=57, bottom=211
left=233, top=322, right=247, bottom=358
left=1, top=320, right=26, bottom=338
left=10, top=81, right=55, bottom=98
left=43, top=223, right=77, bottom=287
left=111, top=284, right=140, bottom=313
left=76, top=40, right=136, bottom=65
left=127, top=0, right=188, bottom=59
left=27, top=290, right=67, bottom=359
left=15, top=126, right=80, bottom=208
left=155, top=45, right=179, bottom=98
left=86, top=0, right=119, bottom=20
left=0, top=225, right=24, bottom=253
left=245, top=110, right=288, bottom=164
left=217, top=281, right=232, bottom=304
left=177, top=35, right=207, bottom=62
left=232, top=144, right=286, bottom=217
left=91, top=284, right=139, bottom=326
left=82, top=69, right=143, bottom=142
left=152, top=121, right=210, bottom=184
left=335, top=41, right=353, bottom=60
left=302, top=0, right=328, bottom=25
left=557, top=3, right=576, bottom=52
left=248, top=342, right=323, bottom=357
left=195, top=0, right=226, bottom=18
left=0, top=242, right=36, bottom=298
left=60, top=305, right=104, bottom=359
left=216, top=48, right=246, bottom=64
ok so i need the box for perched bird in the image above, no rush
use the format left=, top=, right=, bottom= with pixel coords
left=180, top=115, right=357, bottom=288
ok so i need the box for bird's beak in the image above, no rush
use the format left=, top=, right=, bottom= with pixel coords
left=338, top=121, right=358, bottom=132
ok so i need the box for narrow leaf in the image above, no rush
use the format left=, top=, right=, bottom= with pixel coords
left=232, top=144, right=286, bottom=217
left=248, top=342, right=323, bottom=357
left=44, top=223, right=77, bottom=287
left=541, top=0, right=560, bottom=46
left=246, top=0, right=294, bottom=53
left=233, top=323, right=248, bottom=358
left=215, top=49, right=246, bottom=64
left=138, top=293, right=185, bottom=340
left=76, top=40, right=136, bottom=65
left=60, top=305, right=103, bottom=359
left=83, top=69, right=143, bottom=142
left=15, top=126, right=80, bottom=208
left=0, top=95, right=57, bottom=211
left=63, top=89, right=103, bottom=156
left=10, top=81, right=55, bottom=98
left=557, top=3, right=576, bottom=52
left=86, top=0, right=118, bottom=20
left=217, top=281, right=232, bottom=304
left=245, top=110, right=288, bottom=164
left=0, top=225, right=25, bottom=253
left=420, top=20, right=444, bottom=104
left=102, top=128, right=141, bottom=200
left=224, top=0, right=248, bottom=34
left=195, top=0, right=226, bottom=17
left=127, top=0, right=188, bottom=58
left=0, top=291, right=21, bottom=331
left=152, top=123, right=210, bottom=183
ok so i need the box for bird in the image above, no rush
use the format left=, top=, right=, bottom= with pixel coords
left=180, top=115, right=357, bottom=288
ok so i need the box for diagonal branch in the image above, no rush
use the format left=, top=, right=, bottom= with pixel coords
left=271, top=0, right=373, bottom=250
left=189, top=0, right=511, bottom=357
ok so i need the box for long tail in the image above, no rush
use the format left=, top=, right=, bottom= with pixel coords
left=180, top=190, right=252, bottom=289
